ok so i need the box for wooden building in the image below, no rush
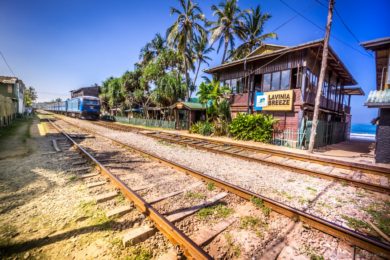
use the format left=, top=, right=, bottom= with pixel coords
left=171, top=101, right=206, bottom=130
left=362, top=37, right=390, bottom=163
left=70, top=85, right=99, bottom=98
left=205, top=39, right=363, bottom=148
left=0, top=76, right=26, bottom=127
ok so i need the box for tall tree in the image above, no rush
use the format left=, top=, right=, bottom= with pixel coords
left=308, top=0, right=335, bottom=153
left=24, top=86, right=37, bottom=107
left=166, top=0, right=206, bottom=100
left=192, top=34, right=214, bottom=86
left=139, top=33, right=167, bottom=66
left=209, top=0, right=247, bottom=63
left=230, top=5, right=277, bottom=60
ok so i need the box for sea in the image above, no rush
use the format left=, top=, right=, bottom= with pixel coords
left=350, top=123, right=376, bottom=141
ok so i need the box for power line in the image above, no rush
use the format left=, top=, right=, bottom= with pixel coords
left=0, top=50, right=16, bottom=77
left=315, top=0, right=372, bottom=57
left=279, top=0, right=372, bottom=58
left=272, top=2, right=315, bottom=32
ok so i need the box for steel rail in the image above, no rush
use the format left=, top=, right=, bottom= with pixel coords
left=102, top=121, right=390, bottom=176
left=96, top=121, right=390, bottom=194
left=47, top=119, right=211, bottom=260
left=56, top=117, right=390, bottom=258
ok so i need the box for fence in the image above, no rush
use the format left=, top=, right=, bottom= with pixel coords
left=272, top=129, right=305, bottom=149
left=114, top=116, right=176, bottom=129
left=272, top=120, right=348, bottom=149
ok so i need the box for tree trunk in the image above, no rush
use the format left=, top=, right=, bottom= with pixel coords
left=193, top=61, right=201, bottom=87
left=221, top=41, right=229, bottom=64
left=184, top=56, right=190, bottom=101
left=308, top=0, right=335, bottom=153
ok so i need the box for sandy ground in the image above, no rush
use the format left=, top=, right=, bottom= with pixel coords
left=0, top=117, right=170, bottom=259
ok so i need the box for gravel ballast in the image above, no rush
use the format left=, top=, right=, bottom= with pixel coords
left=59, top=117, right=390, bottom=241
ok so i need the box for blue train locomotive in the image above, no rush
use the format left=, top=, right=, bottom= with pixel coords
left=46, top=96, right=100, bottom=120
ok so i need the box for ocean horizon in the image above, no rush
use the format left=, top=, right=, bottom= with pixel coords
left=350, top=123, right=376, bottom=141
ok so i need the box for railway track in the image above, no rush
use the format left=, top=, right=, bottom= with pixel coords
left=45, top=114, right=390, bottom=258
left=94, top=120, right=390, bottom=194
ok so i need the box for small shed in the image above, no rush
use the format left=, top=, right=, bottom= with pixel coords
left=171, top=101, right=206, bottom=130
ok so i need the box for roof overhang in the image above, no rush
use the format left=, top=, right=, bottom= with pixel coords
left=205, top=39, right=357, bottom=85
left=341, top=87, right=365, bottom=96
left=365, top=89, right=390, bottom=107
left=361, top=37, right=390, bottom=51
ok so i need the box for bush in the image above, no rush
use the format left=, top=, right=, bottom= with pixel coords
left=189, top=121, right=215, bottom=136
left=213, top=119, right=229, bottom=136
left=229, top=113, right=277, bottom=142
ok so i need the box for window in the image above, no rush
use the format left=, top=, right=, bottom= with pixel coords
left=231, top=79, right=237, bottom=94
left=263, top=73, right=271, bottom=91
left=263, top=70, right=291, bottom=91
left=7, top=85, right=12, bottom=94
left=280, top=70, right=290, bottom=90
left=271, top=72, right=280, bottom=90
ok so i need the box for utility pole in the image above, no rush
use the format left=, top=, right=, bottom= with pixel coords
left=308, top=0, right=335, bottom=153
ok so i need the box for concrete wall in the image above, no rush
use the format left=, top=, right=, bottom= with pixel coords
left=375, top=108, right=390, bottom=163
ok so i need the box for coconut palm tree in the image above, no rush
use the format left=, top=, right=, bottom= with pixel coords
left=192, top=34, right=214, bottom=86
left=139, top=33, right=167, bottom=66
left=230, top=5, right=277, bottom=60
left=166, top=0, right=206, bottom=100
left=208, top=0, right=247, bottom=63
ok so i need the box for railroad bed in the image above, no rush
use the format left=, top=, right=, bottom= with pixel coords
left=43, top=114, right=390, bottom=258
left=94, top=121, right=390, bottom=194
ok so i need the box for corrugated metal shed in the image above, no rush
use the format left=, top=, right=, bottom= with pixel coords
left=365, top=89, right=390, bottom=107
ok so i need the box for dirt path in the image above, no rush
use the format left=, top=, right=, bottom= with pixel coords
left=0, top=117, right=166, bottom=259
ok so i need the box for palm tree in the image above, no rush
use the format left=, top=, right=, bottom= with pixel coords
left=166, top=0, right=206, bottom=100
left=139, top=33, right=166, bottom=66
left=208, top=0, right=247, bottom=63
left=192, top=34, right=214, bottom=86
left=197, top=79, right=230, bottom=121
left=231, top=5, right=277, bottom=60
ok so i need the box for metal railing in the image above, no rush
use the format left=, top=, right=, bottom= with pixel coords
left=115, top=116, right=176, bottom=129
left=272, top=120, right=348, bottom=149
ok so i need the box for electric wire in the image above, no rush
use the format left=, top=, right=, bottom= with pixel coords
left=0, top=50, right=16, bottom=77
left=279, top=0, right=372, bottom=58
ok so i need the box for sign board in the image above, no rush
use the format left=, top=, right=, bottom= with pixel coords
left=254, top=90, right=293, bottom=111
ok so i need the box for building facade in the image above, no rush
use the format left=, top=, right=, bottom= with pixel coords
left=205, top=39, right=363, bottom=148
left=70, top=85, right=99, bottom=98
left=0, top=76, right=26, bottom=126
left=362, top=37, right=390, bottom=163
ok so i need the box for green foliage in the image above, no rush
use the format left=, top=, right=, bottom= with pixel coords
left=229, top=5, right=277, bottom=60
left=189, top=121, right=214, bottom=136
left=197, top=204, right=234, bottom=219
left=240, top=216, right=262, bottom=230
left=125, top=247, right=152, bottom=260
left=24, top=86, right=38, bottom=107
left=207, top=182, right=215, bottom=191
left=208, top=0, right=247, bottom=63
left=229, top=113, right=277, bottom=142
left=341, top=215, right=370, bottom=231
left=250, top=196, right=271, bottom=217
left=364, top=203, right=390, bottom=235
left=185, top=191, right=206, bottom=200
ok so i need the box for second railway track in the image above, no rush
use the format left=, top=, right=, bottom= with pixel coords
left=93, top=120, right=390, bottom=194
left=44, top=114, right=390, bottom=258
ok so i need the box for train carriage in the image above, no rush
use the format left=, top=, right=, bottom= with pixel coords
left=44, top=96, right=100, bottom=120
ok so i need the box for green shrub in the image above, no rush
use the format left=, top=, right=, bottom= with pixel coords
left=189, top=121, right=214, bottom=136
left=228, top=113, right=277, bottom=142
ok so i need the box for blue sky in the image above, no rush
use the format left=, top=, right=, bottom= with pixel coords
left=0, top=0, right=389, bottom=124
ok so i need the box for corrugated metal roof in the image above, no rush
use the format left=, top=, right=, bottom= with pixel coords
left=204, top=39, right=357, bottom=86
left=365, top=89, right=390, bottom=107
left=0, top=76, right=18, bottom=84
left=171, top=101, right=206, bottom=110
